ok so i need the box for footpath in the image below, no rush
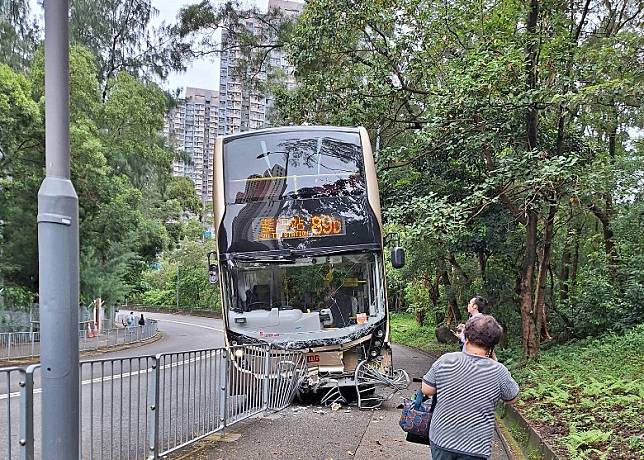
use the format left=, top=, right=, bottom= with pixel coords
left=167, top=344, right=514, bottom=460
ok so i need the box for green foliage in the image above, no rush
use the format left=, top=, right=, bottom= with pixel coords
left=389, top=313, right=455, bottom=354
left=0, top=284, right=34, bottom=310
left=69, top=0, right=184, bottom=96
left=167, top=176, right=202, bottom=216
left=272, top=0, right=644, bottom=363
left=136, top=239, right=220, bottom=311
left=513, top=325, right=644, bottom=458
left=0, top=40, right=186, bottom=306
left=0, top=0, right=38, bottom=69
left=562, top=426, right=612, bottom=459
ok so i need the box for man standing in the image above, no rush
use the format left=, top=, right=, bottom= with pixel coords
left=423, top=315, right=519, bottom=459
left=454, top=296, right=487, bottom=346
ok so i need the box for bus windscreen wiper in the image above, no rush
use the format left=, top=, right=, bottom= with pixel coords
left=233, top=254, right=295, bottom=264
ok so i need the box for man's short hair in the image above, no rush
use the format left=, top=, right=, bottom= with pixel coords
left=464, top=315, right=503, bottom=349
left=472, top=295, right=488, bottom=314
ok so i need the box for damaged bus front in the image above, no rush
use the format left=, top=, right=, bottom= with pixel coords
left=211, top=126, right=408, bottom=405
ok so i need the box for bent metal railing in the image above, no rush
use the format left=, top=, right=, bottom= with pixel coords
left=0, top=344, right=307, bottom=459
left=0, top=321, right=159, bottom=361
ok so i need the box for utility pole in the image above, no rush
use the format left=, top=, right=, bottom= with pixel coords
left=176, top=264, right=180, bottom=309
left=38, top=1, right=80, bottom=458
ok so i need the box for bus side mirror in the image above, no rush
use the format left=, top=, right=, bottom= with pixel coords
left=391, top=247, right=405, bottom=269
left=208, top=264, right=219, bottom=284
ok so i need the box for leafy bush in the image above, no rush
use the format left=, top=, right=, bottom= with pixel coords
left=513, top=324, right=644, bottom=458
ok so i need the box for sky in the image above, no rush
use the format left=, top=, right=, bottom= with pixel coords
left=154, top=0, right=221, bottom=93
left=28, top=0, right=277, bottom=96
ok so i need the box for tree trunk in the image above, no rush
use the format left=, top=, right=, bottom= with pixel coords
left=442, top=270, right=461, bottom=326
left=478, top=249, right=488, bottom=285
left=588, top=196, right=620, bottom=280
left=520, top=209, right=540, bottom=360
left=559, top=230, right=572, bottom=303
left=549, top=265, right=574, bottom=330
left=520, top=0, right=541, bottom=361
left=428, top=273, right=441, bottom=324
left=534, top=204, right=556, bottom=341
left=569, top=234, right=580, bottom=320
left=415, top=309, right=426, bottom=327
left=449, top=252, right=471, bottom=308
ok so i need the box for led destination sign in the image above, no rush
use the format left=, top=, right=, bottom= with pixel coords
left=256, top=215, right=345, bottom=241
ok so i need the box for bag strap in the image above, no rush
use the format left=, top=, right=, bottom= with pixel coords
left=430, top=393, right=437, bottom=411
left=413, top=389, right=424, bottom=409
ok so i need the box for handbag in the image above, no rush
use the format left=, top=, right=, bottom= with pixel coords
left=399, top=389, right=437, bottom=445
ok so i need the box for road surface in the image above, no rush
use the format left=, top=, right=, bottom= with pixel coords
left=0, top=312, right=225, bottom=459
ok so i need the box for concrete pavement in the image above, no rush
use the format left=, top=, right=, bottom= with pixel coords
left=166, top=344, right=512, bottom=460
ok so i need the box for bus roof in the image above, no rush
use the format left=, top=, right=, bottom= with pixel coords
left=219, top=125, right=362, bottom=142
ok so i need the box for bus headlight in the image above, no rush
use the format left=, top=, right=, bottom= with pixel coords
left=375, top=329, right=384, bottom=338
left=374, top=340, right=382, bottom=348
left=370, top=350, right=379, bottom=358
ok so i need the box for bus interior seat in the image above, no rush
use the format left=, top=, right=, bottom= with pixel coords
left=329, top=292, right=355, bottom=328
left=255, top=284, right=270, bottom=298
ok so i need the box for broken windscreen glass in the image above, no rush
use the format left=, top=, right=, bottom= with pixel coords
left=223, top=130, right=366, bottom=204
left=223, top=253, right=385, bottom=337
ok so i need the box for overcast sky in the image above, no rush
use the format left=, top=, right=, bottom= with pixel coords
left=155, top=0, right=221, bottom=93
left=28, top=0, right=275, bottom=96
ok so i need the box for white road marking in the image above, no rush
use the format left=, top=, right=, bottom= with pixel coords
left=152, top=318, right=224, bottom=333
left=0, top=327, right=223, bottom=401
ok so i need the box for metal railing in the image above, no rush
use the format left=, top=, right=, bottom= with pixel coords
left=1, top=344, right=307, bottom=459
left=0, top=321, right=158, bottom=361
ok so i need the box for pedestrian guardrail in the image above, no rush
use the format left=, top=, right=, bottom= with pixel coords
left=0, top=321, right=158, bottom=361
left=0, top=344, right=307, bottom=459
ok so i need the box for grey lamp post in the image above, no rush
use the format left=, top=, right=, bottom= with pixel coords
left=38, top=0, right=80, bottom=457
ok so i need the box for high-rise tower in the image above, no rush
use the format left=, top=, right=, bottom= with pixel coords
left=217, top=0, right=302, bottom=136
left=165, top=87, right=219, bottom=205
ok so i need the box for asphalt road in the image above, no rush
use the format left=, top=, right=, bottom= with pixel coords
left=0, top=312, right=226, bottom=460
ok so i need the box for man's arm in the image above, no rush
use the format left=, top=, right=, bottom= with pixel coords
left=422, top=382, right=437, bottom=396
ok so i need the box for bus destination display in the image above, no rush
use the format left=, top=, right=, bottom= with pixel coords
left=255, top=215, right=345, bottom=241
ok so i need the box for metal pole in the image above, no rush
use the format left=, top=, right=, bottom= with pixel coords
left=176, top=265, right=179, bottom=309
left=20, top=365, right=36, bottom=460
left=147, top=356, right=161, bottom=459
left=38, top=1, right=80, bottom=458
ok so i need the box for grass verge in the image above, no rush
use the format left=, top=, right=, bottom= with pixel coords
left=511, top=324, right=644, bottom=459
left=388, top=313, right=644, bottom=459
left=389, top=312, right=458, bottom=354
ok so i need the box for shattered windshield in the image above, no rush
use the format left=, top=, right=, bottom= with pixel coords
left=223, top=130, right=365, bottom=204
left=222, top=253, right=385, bottom=335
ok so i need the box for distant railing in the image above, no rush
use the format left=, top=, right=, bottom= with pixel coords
left=0, top=320, right=158, bottom=361
left=0, top=344, right=307, bottom=459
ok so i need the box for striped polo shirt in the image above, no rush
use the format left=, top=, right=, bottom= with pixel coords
left=423, top=352, right=519, bottom=459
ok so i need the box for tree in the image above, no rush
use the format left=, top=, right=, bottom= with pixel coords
left=274, top=0, right=643, bottom=360
left=0, top=63, right=41, bottom=289
left=167, top=176, right=202, bottom=217
left=70, top=0, right=184, bottom=99
left=0, top=0, right=38, bottom=69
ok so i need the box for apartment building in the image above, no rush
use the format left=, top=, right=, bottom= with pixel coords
left=217, top=0, right=303, bottom=136
left=165, top=87, right=218, bottom=205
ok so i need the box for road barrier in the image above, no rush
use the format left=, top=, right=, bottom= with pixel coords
left=0, top=321, right=159, bottom=361
left=0, top=344, right=307, bottom=459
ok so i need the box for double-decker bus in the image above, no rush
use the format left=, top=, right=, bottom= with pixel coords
left=210, top=126, right=407, bottom=405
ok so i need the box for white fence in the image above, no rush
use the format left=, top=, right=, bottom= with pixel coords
left=0, top=344, right=307, bottom=459
left=0, top=321, right=158, bottom=361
